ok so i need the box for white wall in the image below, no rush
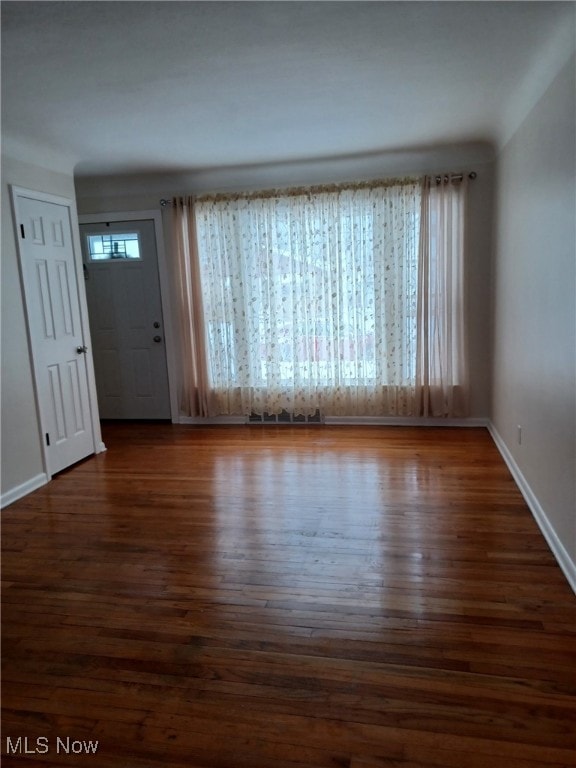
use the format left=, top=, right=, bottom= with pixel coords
left=1, top=154, right=77, bottom=502
left=491, top=55, right=576, bottom=584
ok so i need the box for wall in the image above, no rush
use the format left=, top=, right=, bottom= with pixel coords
left=491, top=55, right=576, bottom=585
left=75, top=146, right=496, bottom=419
left=1, top=154, right=78, bottom=502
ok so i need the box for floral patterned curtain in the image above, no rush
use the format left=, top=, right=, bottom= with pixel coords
left=172, top=176, right=469, bottom=419
left=191, top=179, right=424, bottom=417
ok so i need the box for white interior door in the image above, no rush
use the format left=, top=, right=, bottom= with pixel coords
left=14, top=192, right=96, bottom=475
left=80, top=219, right=171, bottom=419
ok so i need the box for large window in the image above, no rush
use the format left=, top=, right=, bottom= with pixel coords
left=173, top=175, right=468, bottom=419
left=194, top=181, right=422, bottom=416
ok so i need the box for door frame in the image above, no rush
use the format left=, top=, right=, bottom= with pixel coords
left=10, top=185, right=105, bottom=480
left=78, top=210, right=178, bottom=423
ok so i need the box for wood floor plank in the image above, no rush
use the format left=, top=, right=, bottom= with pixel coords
left=2, top=424, right=575, bottom=767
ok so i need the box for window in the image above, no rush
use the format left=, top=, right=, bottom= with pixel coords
left=87, top=233, right=140, bottom=261
left=173, top=175, right=468, bottom=419
left=194, top=181, right=422, bottom=416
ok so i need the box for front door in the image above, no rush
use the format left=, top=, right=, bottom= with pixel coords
left=80, top=219, right=170, bottom=419
left=15, top=192, right=96, bottom=475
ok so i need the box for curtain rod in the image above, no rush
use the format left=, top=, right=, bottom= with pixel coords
left=159, top=171, right=477, bottom=207
left=160, top=176, right=417, bottom=206
left=435, top=171, right=477, bottom=184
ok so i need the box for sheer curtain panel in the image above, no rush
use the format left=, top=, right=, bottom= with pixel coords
left=193, top=181, right=422, bottom=417
left=171, top=197, right=211, bottom=417
left=172, top=176, right=469, bottom=420
left=416, top=175, right=469, bottom=417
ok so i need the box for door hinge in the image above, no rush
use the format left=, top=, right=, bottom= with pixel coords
left=20, top=224, right=25, bottom=239
left=45, top=433, right=50, bottom=447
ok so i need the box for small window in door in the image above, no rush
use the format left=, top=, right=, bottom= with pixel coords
left=87, top=233, right=141, bottom=261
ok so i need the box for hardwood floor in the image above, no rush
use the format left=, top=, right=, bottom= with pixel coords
left=2, top=424, right=575, bottom=768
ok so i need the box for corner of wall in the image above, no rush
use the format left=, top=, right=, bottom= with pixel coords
left=488, top=422, right=576, bottom=594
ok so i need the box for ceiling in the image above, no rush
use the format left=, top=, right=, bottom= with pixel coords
left=1, top=1, right=574, bottom=180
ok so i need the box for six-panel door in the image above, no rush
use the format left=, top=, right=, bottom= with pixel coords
left=17, top=195, right=95, bottom=474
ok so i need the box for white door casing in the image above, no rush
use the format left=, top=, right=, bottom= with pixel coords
left=79, top=216, right=173, bottom=420
left=11, top=187, right=104, bottom=477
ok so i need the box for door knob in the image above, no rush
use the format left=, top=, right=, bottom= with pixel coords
left=76, top=345, right=88, bottom=354
left=153, top=336, right=162, bottom=343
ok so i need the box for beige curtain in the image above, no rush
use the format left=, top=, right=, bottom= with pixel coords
left=192, top=181, right=422, bottom=417
left=171, top=197, right=211, bottom=417
left=172, top=177, right=469, bottom=420
left=416, top=175, right=469, bottom=417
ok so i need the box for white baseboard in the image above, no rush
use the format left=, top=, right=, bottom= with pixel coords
left=1, top=473, right=49, bottom=509
left=488, top=422, right=576, bottom=594
left=324, top=416, right=489, bottom=427
left=178, top=415, right=489, bottom=427
left=178, top=415, right=246, bottom=425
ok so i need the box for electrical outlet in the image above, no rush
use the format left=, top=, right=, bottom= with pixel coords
left=517, top=425, right=522, bottom=445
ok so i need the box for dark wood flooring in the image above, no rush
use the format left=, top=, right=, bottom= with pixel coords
left=2, top=424, right=575, bottom=767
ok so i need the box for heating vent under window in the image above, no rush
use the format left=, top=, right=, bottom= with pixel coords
left=248, top=409, right=323, bottom=424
